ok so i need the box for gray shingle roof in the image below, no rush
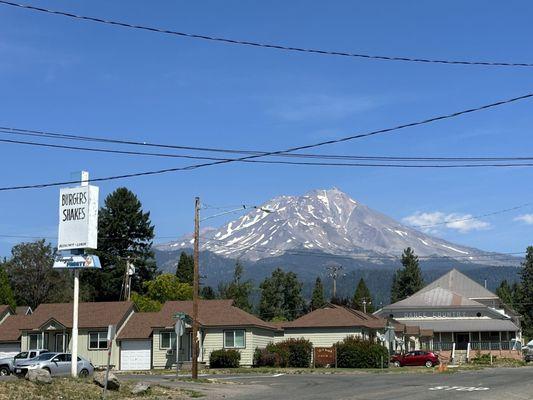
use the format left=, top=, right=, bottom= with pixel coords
left=419, top=269, right=498, bottom=299
left=388, top=287, right=485, bottom=309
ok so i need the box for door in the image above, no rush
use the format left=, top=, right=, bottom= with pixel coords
left=55, top=334, right=69, bottom=353
left=0, top=343, right=20, bottom=358
left=456, top=333, right=469, bottom=350
left=120, top=340, right=151, bottom=371
left=403, top=352, right=417, bottom=366
left=50, top=354, right=70, bottom=376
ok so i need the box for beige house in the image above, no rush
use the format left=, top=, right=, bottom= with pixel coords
left=15, top=301, right=134, bottom=368
left=117, top=300, right=279, bottom=370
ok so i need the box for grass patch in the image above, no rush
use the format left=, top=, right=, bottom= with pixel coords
left=0, top=377, right=196, bottom=399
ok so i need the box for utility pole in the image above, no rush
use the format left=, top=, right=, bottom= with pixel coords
left=362, top=298, right=371, bottom=314
left=192, top=197, right=200, bottom=380
left=326, top=264, right=343, bottom=299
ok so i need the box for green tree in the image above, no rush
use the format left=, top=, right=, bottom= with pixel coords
left=4, top=240, right=70, bottom=309
left=352, top=278, right=374, bottom=313
left=496, top=280, right=513, bottom=306
left=259, top=268, right=304, bottom=321
left=390, top=247, right=424, bottom=303
left=131, top=292, right=162, bottom=312
left=519, top=246, right=533, bottom=338
left=85, top=188, right=157, bottom=301
left=144, top=274, right=193, bottom=303
left=175, top=252, right=194, bottom=284
left=201, top=286, right=216, bottom=299
left=310, top=277, right=326, bottom=310
left=0, top=263, right=16, bottom=309
left=218, top=262, right=252, bottom=312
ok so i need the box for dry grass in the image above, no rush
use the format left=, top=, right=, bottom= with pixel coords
left=0, top=377, right=200, bottom=400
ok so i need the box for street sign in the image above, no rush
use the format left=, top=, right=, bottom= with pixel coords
left=175, top=320, right=185, bottom=337
left=58, top=185, right=99, bottom=251
left=53, top=254, right=101, bottom=269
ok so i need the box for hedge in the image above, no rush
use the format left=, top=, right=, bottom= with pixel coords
left=254, top=338, right=313, bottom=368
left=209, top=349, right=241, bottom=368
left=335, top=336, right=389, bottom=368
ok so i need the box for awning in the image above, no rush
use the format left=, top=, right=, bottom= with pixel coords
left=401, top=319, right=519, bottom=332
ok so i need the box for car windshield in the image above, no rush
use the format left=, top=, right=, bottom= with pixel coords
left=14, top=352, right=28, bottom=359
left=35, top=353, right=56, bottom=361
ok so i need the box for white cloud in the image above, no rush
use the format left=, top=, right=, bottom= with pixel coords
left=403, top=211, right=491, bottom=233
left=514, top=214, right=533, bottom=225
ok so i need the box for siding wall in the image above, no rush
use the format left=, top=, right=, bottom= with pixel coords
left=283, top=327, right=363, bottom=347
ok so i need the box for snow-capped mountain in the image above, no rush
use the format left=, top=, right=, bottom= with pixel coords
left=156, top=188, right=515, bottom=265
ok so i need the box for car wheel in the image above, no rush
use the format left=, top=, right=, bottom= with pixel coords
left=79, top=369, right=89, bottom=378
left=0, top=366, right=10, bottom=376
left=43, top=367, right=51, bottom=375
left=425, top=360, right=433, bottom=368
left=393, top=361, right=401, bottom=367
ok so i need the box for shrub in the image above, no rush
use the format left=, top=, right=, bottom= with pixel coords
left=253, top=347, right=282, bottom=367
left=209, top=349, right=241, bottom=368
left=335, top=336, right=389, bottom=368
left=263, top=338, right=313, bottom=368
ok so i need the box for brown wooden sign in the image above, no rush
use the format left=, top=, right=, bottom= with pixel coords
left=314, top=347, right=336, bottom=367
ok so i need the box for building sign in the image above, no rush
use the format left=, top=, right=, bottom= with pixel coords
left=53, top=254, right=101, bottom=269
left=398, top=310, right=478, bottom=319
left=57, top=185, right=99, bottom=250
left=314, top=347, right=336, bottom=367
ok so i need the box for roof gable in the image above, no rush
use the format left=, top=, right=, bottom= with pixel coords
left=389, top=287, right=485, bottom=308
left=283, top=304, right=387, bottom=329
left=419, top=269, right=498, bottom=299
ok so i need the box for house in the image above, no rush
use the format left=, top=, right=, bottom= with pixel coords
left=117, top=300, right=279, bottom=370
left=374, top=269, right=521, bottom=358
left=15, top=301, right=134, bottom=368
left=0, top=305, right=13, bottom=325
left=0, top=314, right=30, bottom=357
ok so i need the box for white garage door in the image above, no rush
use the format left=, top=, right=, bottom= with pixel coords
left=0, top=343, right=20, bottom=358
left=120, top=340, right=151, bottom=371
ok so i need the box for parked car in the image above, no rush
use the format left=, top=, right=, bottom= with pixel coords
left=391, top=351, right=440, bottom=367
left=0, top=349, right=49, bottom=376
left=524, top=346, right=533, bottom=363
left=14, top=352, right=94, bottom=377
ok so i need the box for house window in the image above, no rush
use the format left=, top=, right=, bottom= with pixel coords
left=28, top=334, right=43, bottom=349
left=160, top=332, right=176, bottom=349
left=224, top=330, right=245, bottom=348
left=88, top=332, right=108, bottom=350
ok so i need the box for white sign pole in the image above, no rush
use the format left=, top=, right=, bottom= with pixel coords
left=71, top=170, right=89, bottom=378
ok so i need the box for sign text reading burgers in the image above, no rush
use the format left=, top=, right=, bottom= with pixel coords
left=58, top=185, right=99, bottom=250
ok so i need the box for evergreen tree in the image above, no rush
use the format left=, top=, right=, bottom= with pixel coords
left=352, top=278, right=374, bottom=313
left=390, top=247, right=424, bottom=303
left=201, top=286, right=216, bottom=300
left=496, top=280, right=513, bottom=306
left=175, top=252, right=194, bottom=284
left=519, top=246, right=533, bottom=338
left=0, top=263, right=16, bottom=309
left=4, top=240, right=70, bottom=309
left=218, top=262, right=253, bottom=312
left=259, top=268, right=304, bottom=321
left=310, top=277, right=326, bottom=310
left=85, top=188, right=156, bottom=301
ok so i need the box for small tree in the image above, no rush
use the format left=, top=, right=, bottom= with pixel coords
left=218, top=262, right=253, bottom=312
left=390, top=247, right=424, bottom=303
left=496, top=280, right=513, bottom=306
left=520, top=246, right=533, bottom=338
left=143, top=274, right=193, bottom=303
left=310, top=277, right=326, bottom=310
left=201, top=286, right=216, bottom=299
left=0, top=264, right=16, bottom=309
left=352, top=278, right=374, bottom=313
left=175, top=252, right=194, bottom=284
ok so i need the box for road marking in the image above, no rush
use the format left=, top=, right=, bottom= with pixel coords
left=429, top=386, right=490, bottom=392
left=272, top=373, right=285, bottom=377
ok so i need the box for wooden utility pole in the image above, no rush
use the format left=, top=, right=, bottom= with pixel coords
left=192, top=197, right=200, bottom=380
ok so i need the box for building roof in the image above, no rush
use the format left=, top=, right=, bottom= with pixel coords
left=0, top=315, right=32, bottom=342
left=400, top=318, right=519, bottom=332
left=0, top=305, right=12, bottom=321
left=386, top=287, right=486, bottom=309
left=282, top=304, right=388, bottom=330
left=15, top=306, right=32, bottom=316
left=23, top=301, right=134, bottom=331
left=419, top=269, right=498, bottom=300
left=118, top=300, right=277, bottom=340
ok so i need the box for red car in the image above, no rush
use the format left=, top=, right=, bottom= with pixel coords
left=391, top=351, right=439, bottom=367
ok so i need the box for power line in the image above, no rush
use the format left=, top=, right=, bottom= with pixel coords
left=1, top=91, right=532, bottom=191
left=2, top=0, right=533, bottom=68
left=3, top=127, right=533, bottom=163
left=4, top=137, right=533, bottom=168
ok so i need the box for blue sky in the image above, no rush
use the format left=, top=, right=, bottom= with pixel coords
left=0, top=0, right=532, bottom=257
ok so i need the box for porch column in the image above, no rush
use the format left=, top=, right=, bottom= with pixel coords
left=41, top=332, right=44, bottom=349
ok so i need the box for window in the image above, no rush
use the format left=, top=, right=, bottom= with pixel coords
left=88, top=332, right=108, bottom=350
left=28, top=334, right=42, bottom=349
left=14, top=352, right=28, bottom=360
left=160, top=332, right=176, bottom=349
left=224, top=330, right=245, bottom=348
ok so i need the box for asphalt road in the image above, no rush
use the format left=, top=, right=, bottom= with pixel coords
left=225, top=367, right=533, bottom=400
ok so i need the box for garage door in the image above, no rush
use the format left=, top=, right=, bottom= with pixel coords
left=120, top=340, right=151, bottom=371
left=0, top=343, right=20, bottom=358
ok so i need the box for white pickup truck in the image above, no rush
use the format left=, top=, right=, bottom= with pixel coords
left=0, top=349, right=49, bottom=376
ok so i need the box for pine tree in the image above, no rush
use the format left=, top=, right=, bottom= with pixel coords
left=175, top=252, right=194, bottom=284
left=310, top=277, right=326, bottom=310
left=352, top=278, right=374, bottom=313
left=519, top=246, right=533, bottom=338
left=496, top=280, right=513, bottom=306
left=0, top=264, right=16, bottom=309
left=85, top=187, right=156, bottom=301
left=201, top=286, right=216, bottom=299
left=259, top=268, right=304, bottom=321
left=218, top=262, right=253, bottom=312
left=390, top=247, right=424, bottom=303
